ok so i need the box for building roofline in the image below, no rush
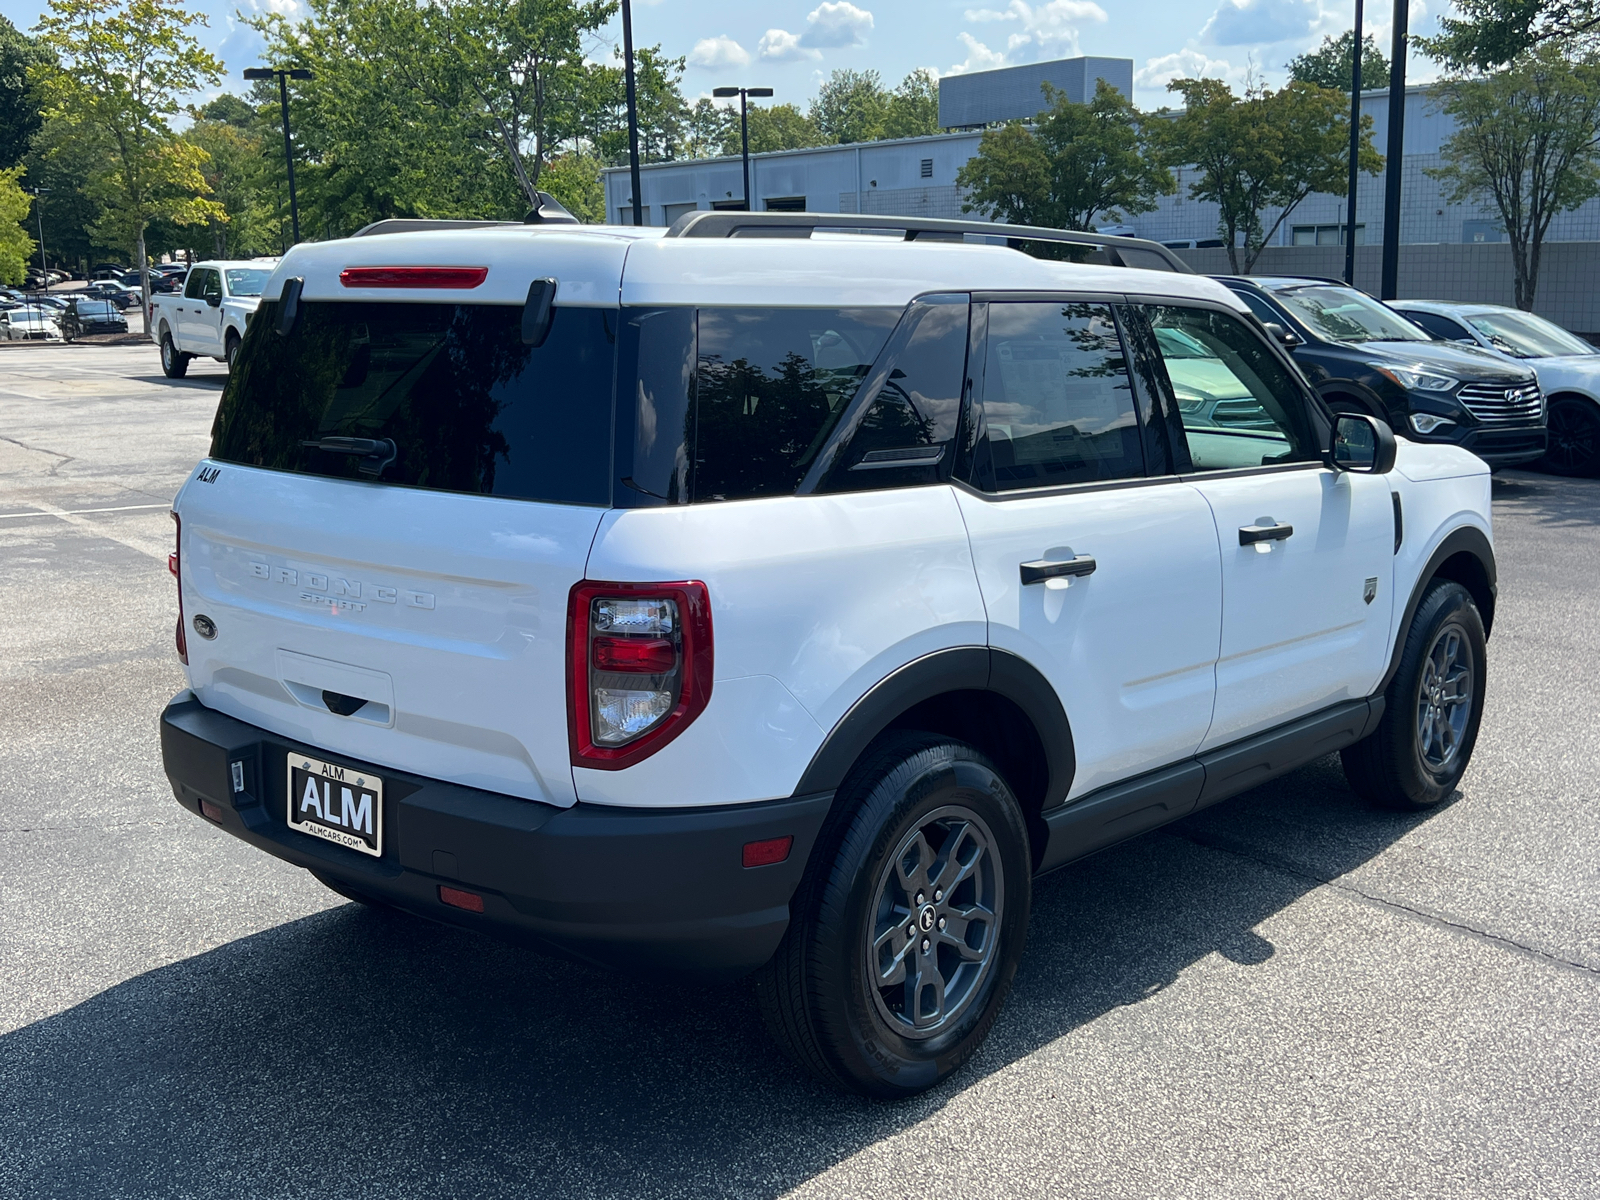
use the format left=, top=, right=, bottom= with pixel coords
left=600, top=128, right=984, bottom=178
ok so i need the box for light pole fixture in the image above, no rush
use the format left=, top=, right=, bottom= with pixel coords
left=25, top=186, right=50, bottom=277
left=712, top=86, right=774, bottom=212
left=1344, top=1, right=1364, bottom=286
left=1379, top=0, right=1407, bottom=299
left=622, top=0, right=643, bottom=226
left=244, top=66, right=313, bottom=245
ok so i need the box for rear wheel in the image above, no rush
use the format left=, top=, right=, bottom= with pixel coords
left=1537, top=396, right=1600, bottom=476
left=1342, top=580, right=1486, bottom=810
left=755, top=733, right=1032, bottom=1098
left=160, top=331, right=190, bottom=379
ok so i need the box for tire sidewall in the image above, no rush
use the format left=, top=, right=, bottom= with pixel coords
left=814, top=742, right=1032, bottom=1096
left=1392, top=582, right=1487, bottom=805
left=1541, top=397, right=1600, bottom=477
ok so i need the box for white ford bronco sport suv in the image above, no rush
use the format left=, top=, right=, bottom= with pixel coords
left=161, top=211, right=1496, bottom=1098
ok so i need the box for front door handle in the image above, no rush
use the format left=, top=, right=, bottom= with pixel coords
left=1020, top=555, right=1097, bottom=585
left=1239, top=522, right=1294, bottom=545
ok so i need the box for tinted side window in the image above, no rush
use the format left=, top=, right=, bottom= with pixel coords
left=816, top=296, right=969, bottom=492
left=971, top=301, right=1143, bottom=491
left=1142, top=305, right=1318, bottom=473
left=1233, top=289, right=1283, bottom=325
left=693, top=307, right=899, bottom=501
left=616, top=307, right=696, bottom=505
left=201, top=271, right=223, bottom=301
left=213, top=302, right=616, bottom=506
left=1406, top=311, right=1471, bottom=341
left=183, top=270, right=208, bottom=300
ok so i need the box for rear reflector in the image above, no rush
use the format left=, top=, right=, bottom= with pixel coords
left=592, top=636, right=677, bottom=673
left=199, top=799, right=224, bottom=823
left=439, top=885, right=485, bottom=913
left=339, top=266, right=488, bottom=289
left=742, top=836, right=793, bottom=868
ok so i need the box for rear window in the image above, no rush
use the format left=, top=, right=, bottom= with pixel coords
left=211, top=301, right=616, bottom=506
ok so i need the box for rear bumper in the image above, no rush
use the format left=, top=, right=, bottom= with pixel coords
left=160, top=692, right=832, bottom=977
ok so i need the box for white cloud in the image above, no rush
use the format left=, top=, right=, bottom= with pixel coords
left=1135, top=49, right=1243, bottom=91
left=800, top=1, right=876, bottom=49
left=946, top=31, right=1009, bottom=75
left=688, top=35, right=751, bottom=69
left=1202, top=0, right=1318, bottom=46
left=953, top=0, right=1107, bottom=66
left=758, top=28, right=822, bottom=61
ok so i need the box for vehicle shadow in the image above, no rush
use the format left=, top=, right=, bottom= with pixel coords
left=0, top=756, right=1434, bottom=1199
left=1491, top=470, right=1600, bottom=526
left=129, top=375, right=227, bottom=391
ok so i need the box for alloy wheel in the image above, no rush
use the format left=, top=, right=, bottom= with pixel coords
left=866, top=805, right=1003, bottom=1039
left=1545, top=401, right=1599, bottom=474
left=1416, top=622, right=1474, bottom=771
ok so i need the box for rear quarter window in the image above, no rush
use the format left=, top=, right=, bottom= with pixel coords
left=211, top=301, right=617, bottom=506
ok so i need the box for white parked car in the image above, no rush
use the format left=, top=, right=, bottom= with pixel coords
left=1392, top=299, right=1600, bottom=475
left=162, top=213, right=1499, bottom=1097
left=0, top=305, right=63, bottom=340
left=147, top=258, right=279, bottom=375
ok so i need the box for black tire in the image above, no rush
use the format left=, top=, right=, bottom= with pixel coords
left=312, top=871, right=395, bottom=910
left=160, top=331, right=190, bottom=379
left=755, top=733, right=1032, bottom=1098
left=1537, top=396, right=1600, bottom=477
left=224, top=331, right=241, bottom=372
left=1342, top=580, right=1487, bottom=810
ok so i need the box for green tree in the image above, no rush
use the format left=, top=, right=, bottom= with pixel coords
left=1162, top=77, right=1382, bottom=272
left=21, top=114, right=114, bottom=271
left=811, top=68, right=889, bottom=144
left=184, top=115, right=274, bottom=256
left=1, top=17, right=49, bottom=168
left=1419, top=0, right=1598, bottom=72
left=0, top=166, right=36, bottom=283
left=883, top=68, right=940, bottom=139
left=958, top=81, right=1174, bottom=231
left=31, top=0, right=224, bottom=308
left=197, top=92, right=258, bottom=129
left=1287, top=31, right=1391, bottom=92
left=539, top=152, right=603, bottom=221
left=1429, top=49, right=1600, bottom=309
left=720, top=103, right=823, bottom=156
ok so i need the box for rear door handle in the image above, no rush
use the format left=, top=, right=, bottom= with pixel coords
left=1020, top=555, right=1097, bottom=585
left=1239, top=522, right=1294, bottom=545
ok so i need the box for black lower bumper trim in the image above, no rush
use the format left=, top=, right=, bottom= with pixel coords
left=160, top=692, right=832, bottom=977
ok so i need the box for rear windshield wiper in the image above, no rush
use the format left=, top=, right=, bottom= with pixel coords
left=301, top=436, right=397, bottom=478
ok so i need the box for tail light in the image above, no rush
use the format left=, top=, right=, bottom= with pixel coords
left=170, top=511, right=187, bottom=664
left=568, top=581, right=712, bottom=769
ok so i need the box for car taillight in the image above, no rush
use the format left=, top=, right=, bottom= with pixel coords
left=171, top=511, right=187, bottom=664
left=568, top=581, right=712, bottom=769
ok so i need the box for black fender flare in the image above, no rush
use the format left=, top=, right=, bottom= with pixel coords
left=1316, top=378, right=1390, bottom=423
left=1377, top=524, right=1497, bottom=695
left=793, top=647, right=1076, bottom=810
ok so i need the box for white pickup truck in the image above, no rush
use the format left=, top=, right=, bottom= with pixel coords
left=149, top=259, right=278, bottom=377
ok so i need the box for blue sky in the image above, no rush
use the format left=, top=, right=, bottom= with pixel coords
left=2, top=0, right=1446, bottom=114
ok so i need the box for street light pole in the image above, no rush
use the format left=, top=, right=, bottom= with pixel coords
left=712, top=86, right=774, bottom=211
left=1380, top=0, right=1408, bottom=299
left=1344, top=0, right=1364, bottom=286
left=621, top=0, right=643, bottom=227
left=26, top=187, right=50, bottom=277
left=244, top=66, right=314, bottom=245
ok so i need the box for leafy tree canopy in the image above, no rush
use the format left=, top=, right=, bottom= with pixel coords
left=957, top=80, right=1174, bottom=232
left=811, top=68, right=890, bottom=144
left=1287, top=31, right=1391, bottom=92
left=1, top=17, right=50, bottom=169
left=1418, top=0, right=1600, bottom=71
left=0, top=165, right=36, bottom=283
left=1429, top=47, right=1600, bottom=308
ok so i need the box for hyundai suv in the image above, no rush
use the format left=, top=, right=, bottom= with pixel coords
left=1220, top=276, right=1547, bottom=469
left=161, top=213, right=1499, bottom=1097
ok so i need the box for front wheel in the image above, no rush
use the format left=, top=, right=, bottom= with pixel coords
left=160, top=332, right=190, bottom=379
left=1538, top=396, right=1600, bottom=477
left=756, top=733, right=1032, bottom=1097
left=224, top=331, right=241, bottom=372
left=1342, top=580, right=1487, bottom=809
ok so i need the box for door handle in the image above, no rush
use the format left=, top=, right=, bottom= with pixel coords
left=1020, top=555, right=1097, bottom=585
left=1239, top=522, right=1294, bottom=545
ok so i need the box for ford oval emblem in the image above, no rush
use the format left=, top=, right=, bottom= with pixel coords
left=192, top=614, right=217, bottom=640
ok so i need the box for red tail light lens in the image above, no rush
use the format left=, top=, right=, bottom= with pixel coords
left=338, top=266, right=488, bottom=289
left=171, top=511, right=187, bottom=665
left=568, top=581, right=713, bottom=770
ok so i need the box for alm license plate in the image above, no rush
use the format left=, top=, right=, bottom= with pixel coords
left=287, top=753, right=384, bottom=857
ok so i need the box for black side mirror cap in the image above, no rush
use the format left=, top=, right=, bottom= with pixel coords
left=1330, top=412, right=1398, bottom=474
left=276, top=277, right=304, bottom=336
left=1263, top=321, right=1304, bottom=347
left=206, top=293, right=221, bottom=308
left=522, top=278, right=557, bottom=346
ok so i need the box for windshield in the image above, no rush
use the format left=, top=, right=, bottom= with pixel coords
left=73, top=300, right=116, bottom=315
left=1466, top=310, right=1596, bottom=358
left=224, top=268, right=271, bottom=297
left=1273, top=285, right=1431, bottom=344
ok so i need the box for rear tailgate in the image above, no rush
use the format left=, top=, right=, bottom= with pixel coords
left=176, top=466, right=599, bottom=806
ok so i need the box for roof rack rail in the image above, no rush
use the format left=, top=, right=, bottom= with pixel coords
left=662, top=210, right=1192, bottom=274
left=352, top=192, right=578, bottom=238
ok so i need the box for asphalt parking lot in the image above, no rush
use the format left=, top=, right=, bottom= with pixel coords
left=1, top=341, right=1596, bottom=1199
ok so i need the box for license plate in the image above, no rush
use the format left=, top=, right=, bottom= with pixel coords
left=286, top=753, right=383, bottom=857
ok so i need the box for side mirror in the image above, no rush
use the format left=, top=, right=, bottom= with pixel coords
left=1330, top=412, right=1397, bottom=474
left=1262, top=321, right=1303, bottom=347
left=205, top=293, right=221, bottom=308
